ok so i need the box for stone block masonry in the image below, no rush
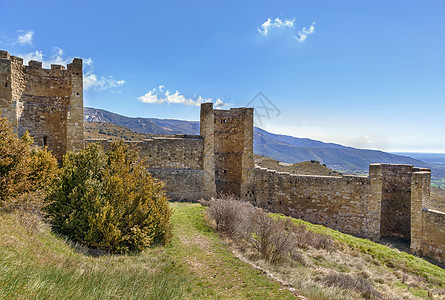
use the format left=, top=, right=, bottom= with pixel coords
left=248, top=167, right=378, bottom=239
left=86, top=136, right=205, bottom=201
left=0, top=50, right=84, bottom=163
left=411, top=171, right=445, bottom=262
left=200, top=103, right=254, bottom=198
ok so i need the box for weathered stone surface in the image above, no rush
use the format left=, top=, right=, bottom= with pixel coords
left=86, top=136, right=205, bottom=201
left=149, top=169, right=203, bottom=201
left=247, top=167, right=377, bottom=239
left=0, top=51, right=84, bottom=163
left=411, top=171, right=445, bottom=262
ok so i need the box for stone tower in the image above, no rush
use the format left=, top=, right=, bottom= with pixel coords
left=200, top=103, right=254, bottom=198
left=0, top=51, right=84, bottom=162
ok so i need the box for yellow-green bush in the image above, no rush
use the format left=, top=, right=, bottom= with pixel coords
left=28, top=142, right=59, bottom=192
left=0, top=116, right=58, bottom=209
left=45, top=141, right=172, bottom=253
left=0, top=118, right=29, bottom=205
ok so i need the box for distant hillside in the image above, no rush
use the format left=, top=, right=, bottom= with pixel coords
left=84, top=123, right=342, bottom=176
left=84, top=107, right=427, bottom=173
left=253, top=127, right=427, bottom=172
left=84, top=107, right=199, bottom=135
left=85, top=122, right=153, bottom=141
left=254, top=154, right=342, bottom=176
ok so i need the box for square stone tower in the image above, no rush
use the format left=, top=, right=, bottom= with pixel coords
left=200, top=103, right=254, bottom=198
left=0, top=50, right=84, bottom=162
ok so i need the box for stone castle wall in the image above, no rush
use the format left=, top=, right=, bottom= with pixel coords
left=2, top=51, right=444, bottom=263
left=247, top=167, right=380, bottom=239
left=411, top=172, right=445, bottom=262
left=86, top=136, right=205, bottom=201
left=420, top=210, right=445, bottom=262
left=200, top=103, right=254, bottom=197
left=0, top=50, right=84, bottom=162
left=378, top=164, right=415, bottom=239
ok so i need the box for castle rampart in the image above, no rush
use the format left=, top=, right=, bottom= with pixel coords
left=0, top=50, right=84, bottom=162
left=2, top=52, right=444, bottom=263
left=86, top=135, right=205, bottom=201
left=200, top=103, right=254, bottom=197
left=247, top=166, right=378, bottom=239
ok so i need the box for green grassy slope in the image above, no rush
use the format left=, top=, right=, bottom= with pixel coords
left=263, top=213, right=445, bottom=299
left=0, top=204, right=293, bottom=299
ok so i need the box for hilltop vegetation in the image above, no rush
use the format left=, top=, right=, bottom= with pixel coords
left=46, top=142, right=172, bottom=254
left=84, top=121, right=152, bottom=141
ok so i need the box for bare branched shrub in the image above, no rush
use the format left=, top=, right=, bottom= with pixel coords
left=206, top=195, right=336, bottom=265
left=206, top=194, right=253, bottom=236
left=323, top=271, right=381, bottom=299
left=290, top=222, right=336, bottom=252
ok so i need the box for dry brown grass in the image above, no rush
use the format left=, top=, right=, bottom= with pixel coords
left=206, top=195, right=445, bottom=300
left=206, top=194, right=337, bottom=266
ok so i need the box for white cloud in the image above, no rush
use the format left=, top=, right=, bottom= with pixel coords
left=20, top=50, right=44, bottom=64
left=83, top=74, right=125, bottom=90
left=18, top=47, right=125, bottom=91
left=20, top=47, right=79, bottom=68
left=258, top=18, right=295, bottom=36
left=258, top=18, right=316, bottom=42
left=138, top=85, right=229, bottom=108
left=17, top=30, right=34, bottom=45
left=295, top=22, right=316, bottom=42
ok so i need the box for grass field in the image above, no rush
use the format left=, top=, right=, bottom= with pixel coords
left=0, top=203, right=293, bottom=299
left=1, top=202, right=444, bottom=299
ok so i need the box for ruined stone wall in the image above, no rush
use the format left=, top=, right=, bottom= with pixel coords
left=249, top=167, right=381, bottom=239
left=421, top=209, right=445, bottom=263
left=87, top=136, right=203, bottom=170
left=379, top=164, right=414, bottom=239
left=86, top=137, right=205, bottom=201
left=0, top=51, right=84, bottom=162
left=248, top=164, right=435, bottom=242
left=411, top=171, right=445, bottom=263
left=211, top=106, right=254, bottom=197
left=149, top=169, right=203, bottom=201
left=429, top=195, right=445, bottom=212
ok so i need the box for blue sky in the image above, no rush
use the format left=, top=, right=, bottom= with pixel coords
left=1, top=0, right=444, bottom=152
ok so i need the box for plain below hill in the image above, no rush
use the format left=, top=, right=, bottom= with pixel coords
left=84, top=107, right=427, bottom=173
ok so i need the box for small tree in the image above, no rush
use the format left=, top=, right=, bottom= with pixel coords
left=46, top=141, right=172, bottom=253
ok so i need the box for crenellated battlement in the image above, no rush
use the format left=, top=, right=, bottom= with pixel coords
left=0, top=50, right=10, bottom=59
left=0, top=50, right=82, bottom=76
left=0, top=51, right=84, bottom=162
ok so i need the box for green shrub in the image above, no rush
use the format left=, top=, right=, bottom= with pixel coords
left=0, top=116, right=32, bottom=205
left=46, top=141, right=172, bottom=253
left=28, top=143, right=59, bottom=192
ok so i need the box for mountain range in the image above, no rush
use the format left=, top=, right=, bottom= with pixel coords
left=84, top=107, right=426, bottom=173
